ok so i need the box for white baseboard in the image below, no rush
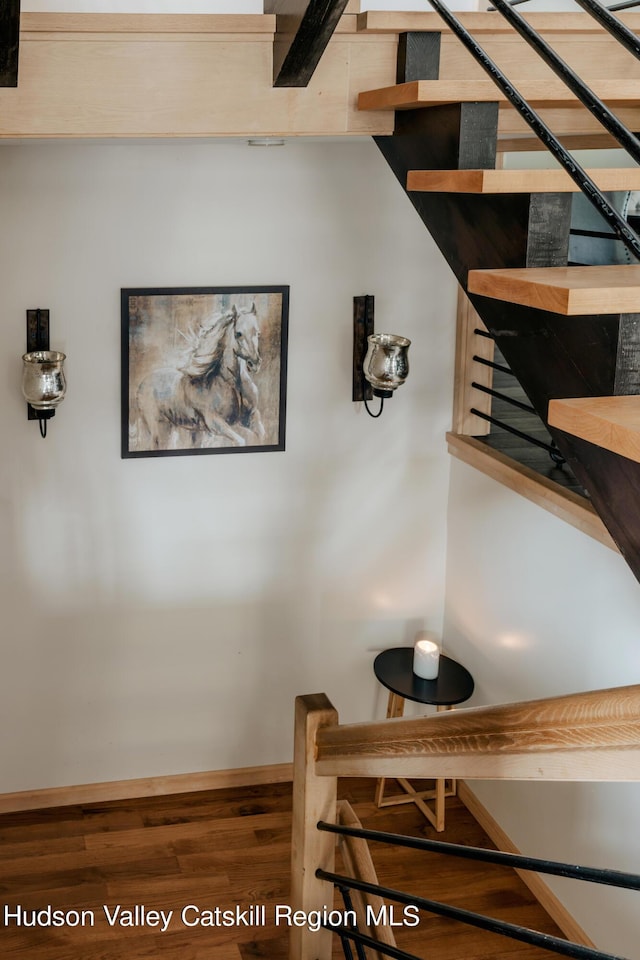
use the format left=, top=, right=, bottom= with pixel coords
left=457, top=781, right=595, bottom=948
left=0, top=762, right=293, bottom=815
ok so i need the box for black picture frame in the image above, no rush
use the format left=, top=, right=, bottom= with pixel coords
left=121, top=286, right=289, bottom=459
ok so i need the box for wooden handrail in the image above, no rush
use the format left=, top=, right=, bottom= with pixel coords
left=290, top=688, right=640, bottom=958
left=314, top=685, right=640, bottom=782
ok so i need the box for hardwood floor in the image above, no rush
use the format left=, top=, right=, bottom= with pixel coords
left=0, top=778, right=566, bottom=959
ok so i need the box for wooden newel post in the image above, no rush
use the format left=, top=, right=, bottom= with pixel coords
left=290, top=694, right=339, bottom=960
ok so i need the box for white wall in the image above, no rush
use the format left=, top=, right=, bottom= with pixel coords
left=444, top=461, right=640, bottom=958
left=0, top=140, right=456, bottom=793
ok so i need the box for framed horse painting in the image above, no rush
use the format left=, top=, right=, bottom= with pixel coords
left=121, top=286, right=289, bottom=458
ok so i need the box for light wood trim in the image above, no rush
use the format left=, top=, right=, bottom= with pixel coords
left=0, top=762, right=293, bottom=815
left=407, top=168, right=640, bottom=195
left=337, top=799, right=396, bottom=959
left=458, top=782, right=596, bottom=948
left=290, top=694, right=338, bottom=960
left=467, top=265, right=640, bottom=316
left=497, top=106, right=640, bottom=140
left=446, top=433, right=617, bottom=552
left=358, top=79, right=640, bottom=112
left=20, top=13, right=276, bottom=35
left=497, top=133, right=621, bottom=153
left=314, top=686, right=640, bottom=781
left=5, top=12, right=640, bottom=141
left=548, top=395, right=640, bottom=464
left=356, top=11, right=640, bottom=35
left=452, top=291, right=493, bottom=436
left=0, top=16, right=395, bottom=139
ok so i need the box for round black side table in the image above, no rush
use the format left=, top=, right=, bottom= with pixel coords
left=373, top=647, right=474, bottom=831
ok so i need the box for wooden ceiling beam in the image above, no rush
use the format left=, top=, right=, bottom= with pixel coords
left=1, top=0, right=20, bottom=87
left=271, top=0, right=350, bottom=87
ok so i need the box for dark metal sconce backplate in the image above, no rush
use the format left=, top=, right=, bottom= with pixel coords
left=353, top=295, right=374, bottom=402
left=26, top=308, right=54, bottom=421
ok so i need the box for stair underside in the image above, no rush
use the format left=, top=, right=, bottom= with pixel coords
left=407, top=168, right=640, bottom=194
left=363, top=42, right=640, bottom=583
left=467, top=266, right=640, bottom=315
left=548, top=396, right=640, bottom=463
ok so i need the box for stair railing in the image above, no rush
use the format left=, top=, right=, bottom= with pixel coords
left=571, top=0, right=640, bottom=58
left=488, top=0, right=640, bottom=157
left=487, top=1, right=640, bottom=13
left=290, top=688, right=640, bottom=960
left=422, top=0, right=640, bottom=261
left=318, top=830, right=639, bottom=960
left=469, top=333, right=567, bottom=465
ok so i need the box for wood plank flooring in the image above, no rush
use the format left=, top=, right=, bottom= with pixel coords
left=0, top=778, right=567, bottom=959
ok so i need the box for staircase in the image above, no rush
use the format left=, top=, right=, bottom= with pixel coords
left=268, top=8, right=640, bottom=959
left=355, top=9, right=640, bottom=583
left=290, top=688, right=640, bottom=960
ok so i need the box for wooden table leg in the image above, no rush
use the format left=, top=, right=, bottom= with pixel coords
left=435, top=706, right=456, bottom=833
left=375, top=691, right=405, bottom=807
left=375, top=699, right=453, bottom=832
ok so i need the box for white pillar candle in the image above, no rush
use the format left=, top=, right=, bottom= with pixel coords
left=413, top=634, right=440, bottom=680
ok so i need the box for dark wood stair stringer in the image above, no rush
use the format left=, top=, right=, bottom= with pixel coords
left=371, top=71, right=640, bottom=580
left=0, top=0, right=20, bottom=88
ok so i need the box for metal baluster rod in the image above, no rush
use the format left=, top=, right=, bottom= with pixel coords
left=471, top=408, right=565, bottom=457
left=473, top=354, right=514, bottom=377
left=324, top=924, right=422, bottom=960
left=608, top=0, right=640, bottom=11
left=487, top=0, right=530, bottom=9
left=488, top=0, right=640, bottom=10
left=472, top=381, right=537, bottom=414
left=424, top=0, right=640, bottom=261
left=318, top=870, right=632, bottom=960
left=318, top=822, right=640, bottom=890
left=573, top=0, right=640, bottom=59
left=338, top=886, right=366, bottom=960
left=490, top=0, right=640, bottom=159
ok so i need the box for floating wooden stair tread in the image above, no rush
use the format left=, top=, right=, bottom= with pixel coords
left=407, top=168, right=640, bottom=194
left=548, top=396, right=640, bottom=463
left=467, top=266, right=640, bottom=315
left=358, top=80, right=640, bottom=112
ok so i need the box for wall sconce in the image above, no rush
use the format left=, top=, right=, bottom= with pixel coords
left=21, top=309, right=67, bottom=438
left=353, top=295, right=410, bottom=418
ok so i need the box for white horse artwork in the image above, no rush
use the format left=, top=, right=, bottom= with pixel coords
left=132, top=303, right=265, bottom=450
